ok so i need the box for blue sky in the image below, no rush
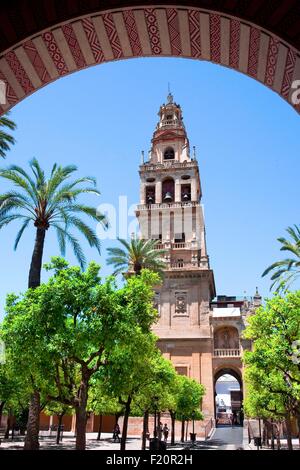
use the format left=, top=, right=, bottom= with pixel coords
left=0, top=57, right=299, bottom=319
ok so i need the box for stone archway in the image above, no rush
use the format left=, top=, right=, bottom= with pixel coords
left=0, top=2, right=299, bottom=115
left=214, top=366, right=243, bottom=425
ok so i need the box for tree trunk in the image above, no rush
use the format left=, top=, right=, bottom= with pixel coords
left=170, top=412, right=175, bottom=445
left=142, top=410, right=149, bottom=450
left=24, top=391, right=40, bottom=450
left=4, top=412, right=11, bottom=439
left=23, top=230, right=45, bottom=449
left=276, top=423, right=282, bottom=450
left=185, top=420, right=189, bottom=441
left=181, top=420, right=185, bottom=442
left=270, top=419, right=275, bottom=450
left=0, top=401, right=5, bottom=429
left=97, top=415, right=103, bottom=441
left=297, top=415, right=300, bottom=447
left=285, top=414, right=293, bottom=450
left=28, top=228, right=46, bottom=289
left=120, top=397, right=132, bottom=452
left=75, top=379, right=89, bottom=451
left=115, top=413, right=121, bottom=426
left=56, top=413, right=64, bottom=445
left=19, top=408, right=29, bottom=435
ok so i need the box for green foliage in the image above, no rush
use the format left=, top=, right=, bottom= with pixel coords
left=0, top=113, right=16, bottom=158
left=262, top=225, right=300, bottom=292
left=0, top=361, right=31, bottom=427
left=0, top=158, right=108, bottom=268
left=44, top=401, right=73, bottom=418
left=0, top=259, right=161, bottom=415
left=103, top=334, right=174, bottom=408
left=243, top=291, right=300, bottom=419
left=88, top=382, right=123, bottom=417
left=131, top=356, right=178, bottom=415
left=107, top=237, right=166, bottom=276
left=175, top=375, right=204, bottom=421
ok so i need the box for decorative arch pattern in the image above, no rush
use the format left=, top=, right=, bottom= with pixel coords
left=0, top=4, right=299, bottom=115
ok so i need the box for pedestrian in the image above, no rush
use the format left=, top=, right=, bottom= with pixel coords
left=156, top=422, right=163, bottom=440
left=113, top=423, right=120, bottom=442
left=163, top=423, right=169, bottom=443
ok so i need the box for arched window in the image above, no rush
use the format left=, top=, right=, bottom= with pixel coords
left=162, top=178, right=175, bottom=203
left=145, top=186, right=155, bottom=204
left=164, top=147, right=175, bottom=160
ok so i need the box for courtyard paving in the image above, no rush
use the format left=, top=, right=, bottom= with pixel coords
left=0, top=426, right=298, bottom=450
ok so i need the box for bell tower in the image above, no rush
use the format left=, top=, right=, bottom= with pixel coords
left=136, top=94, right=216, bottom=418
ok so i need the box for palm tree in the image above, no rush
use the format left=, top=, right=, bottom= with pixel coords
left=107, top=237, right=166, bottom=276
left=262, top=225, right=300, bottom=292
left=0, top=158, right=108, bottom=288
left=0, top=158, right=108, bottom=450
left=0, top=113, right=16, bottom=158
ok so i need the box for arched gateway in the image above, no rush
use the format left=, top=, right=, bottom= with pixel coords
left=0, top=1, right=300, bottom=115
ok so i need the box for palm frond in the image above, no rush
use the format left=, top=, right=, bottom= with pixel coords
left=14, top=218, right=31, bottom=250
left=0, top=158, right=107, bottom=262
left=0, top=214, right=28, bottom=229
left=0, top=114, right=16, bottom=158
left=262, top=225, right=300, bottom=291
left=107, top=237, right=166, bottom=276
left=52, top=223, right=86, bottom=270
left=63, top=215, right=101, bottom=253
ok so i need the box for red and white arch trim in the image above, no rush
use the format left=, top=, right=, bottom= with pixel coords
left=0, top=6, right=299, bottom=115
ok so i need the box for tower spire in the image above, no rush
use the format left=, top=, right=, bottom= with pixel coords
left=167, top=82, right=173, bottom=104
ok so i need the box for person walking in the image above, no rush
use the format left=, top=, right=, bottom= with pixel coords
left=113, top=423, right=120, bottom=442
left=163, top=424, right=169, bottom=443
left=156, top=422, right=163, bottom=441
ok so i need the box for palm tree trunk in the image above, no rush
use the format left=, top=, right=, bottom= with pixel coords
left=28, top=228, right=46, bottom=289
left=24, top=390, right=40, bottom=450
left=24, top=229, right=46, bottom=450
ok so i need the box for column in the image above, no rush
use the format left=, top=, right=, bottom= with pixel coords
left=175, top=178, right=181, bottom=202
left=140, top=182, right=146, bottom=204
left=156, top=180, right=162, bottom=203
left=191, top=177, right=197, bottom=201
left=200, top=348, right=215, bottom=419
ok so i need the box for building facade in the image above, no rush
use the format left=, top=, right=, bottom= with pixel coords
left=135, top=94, right=261, bottom=422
